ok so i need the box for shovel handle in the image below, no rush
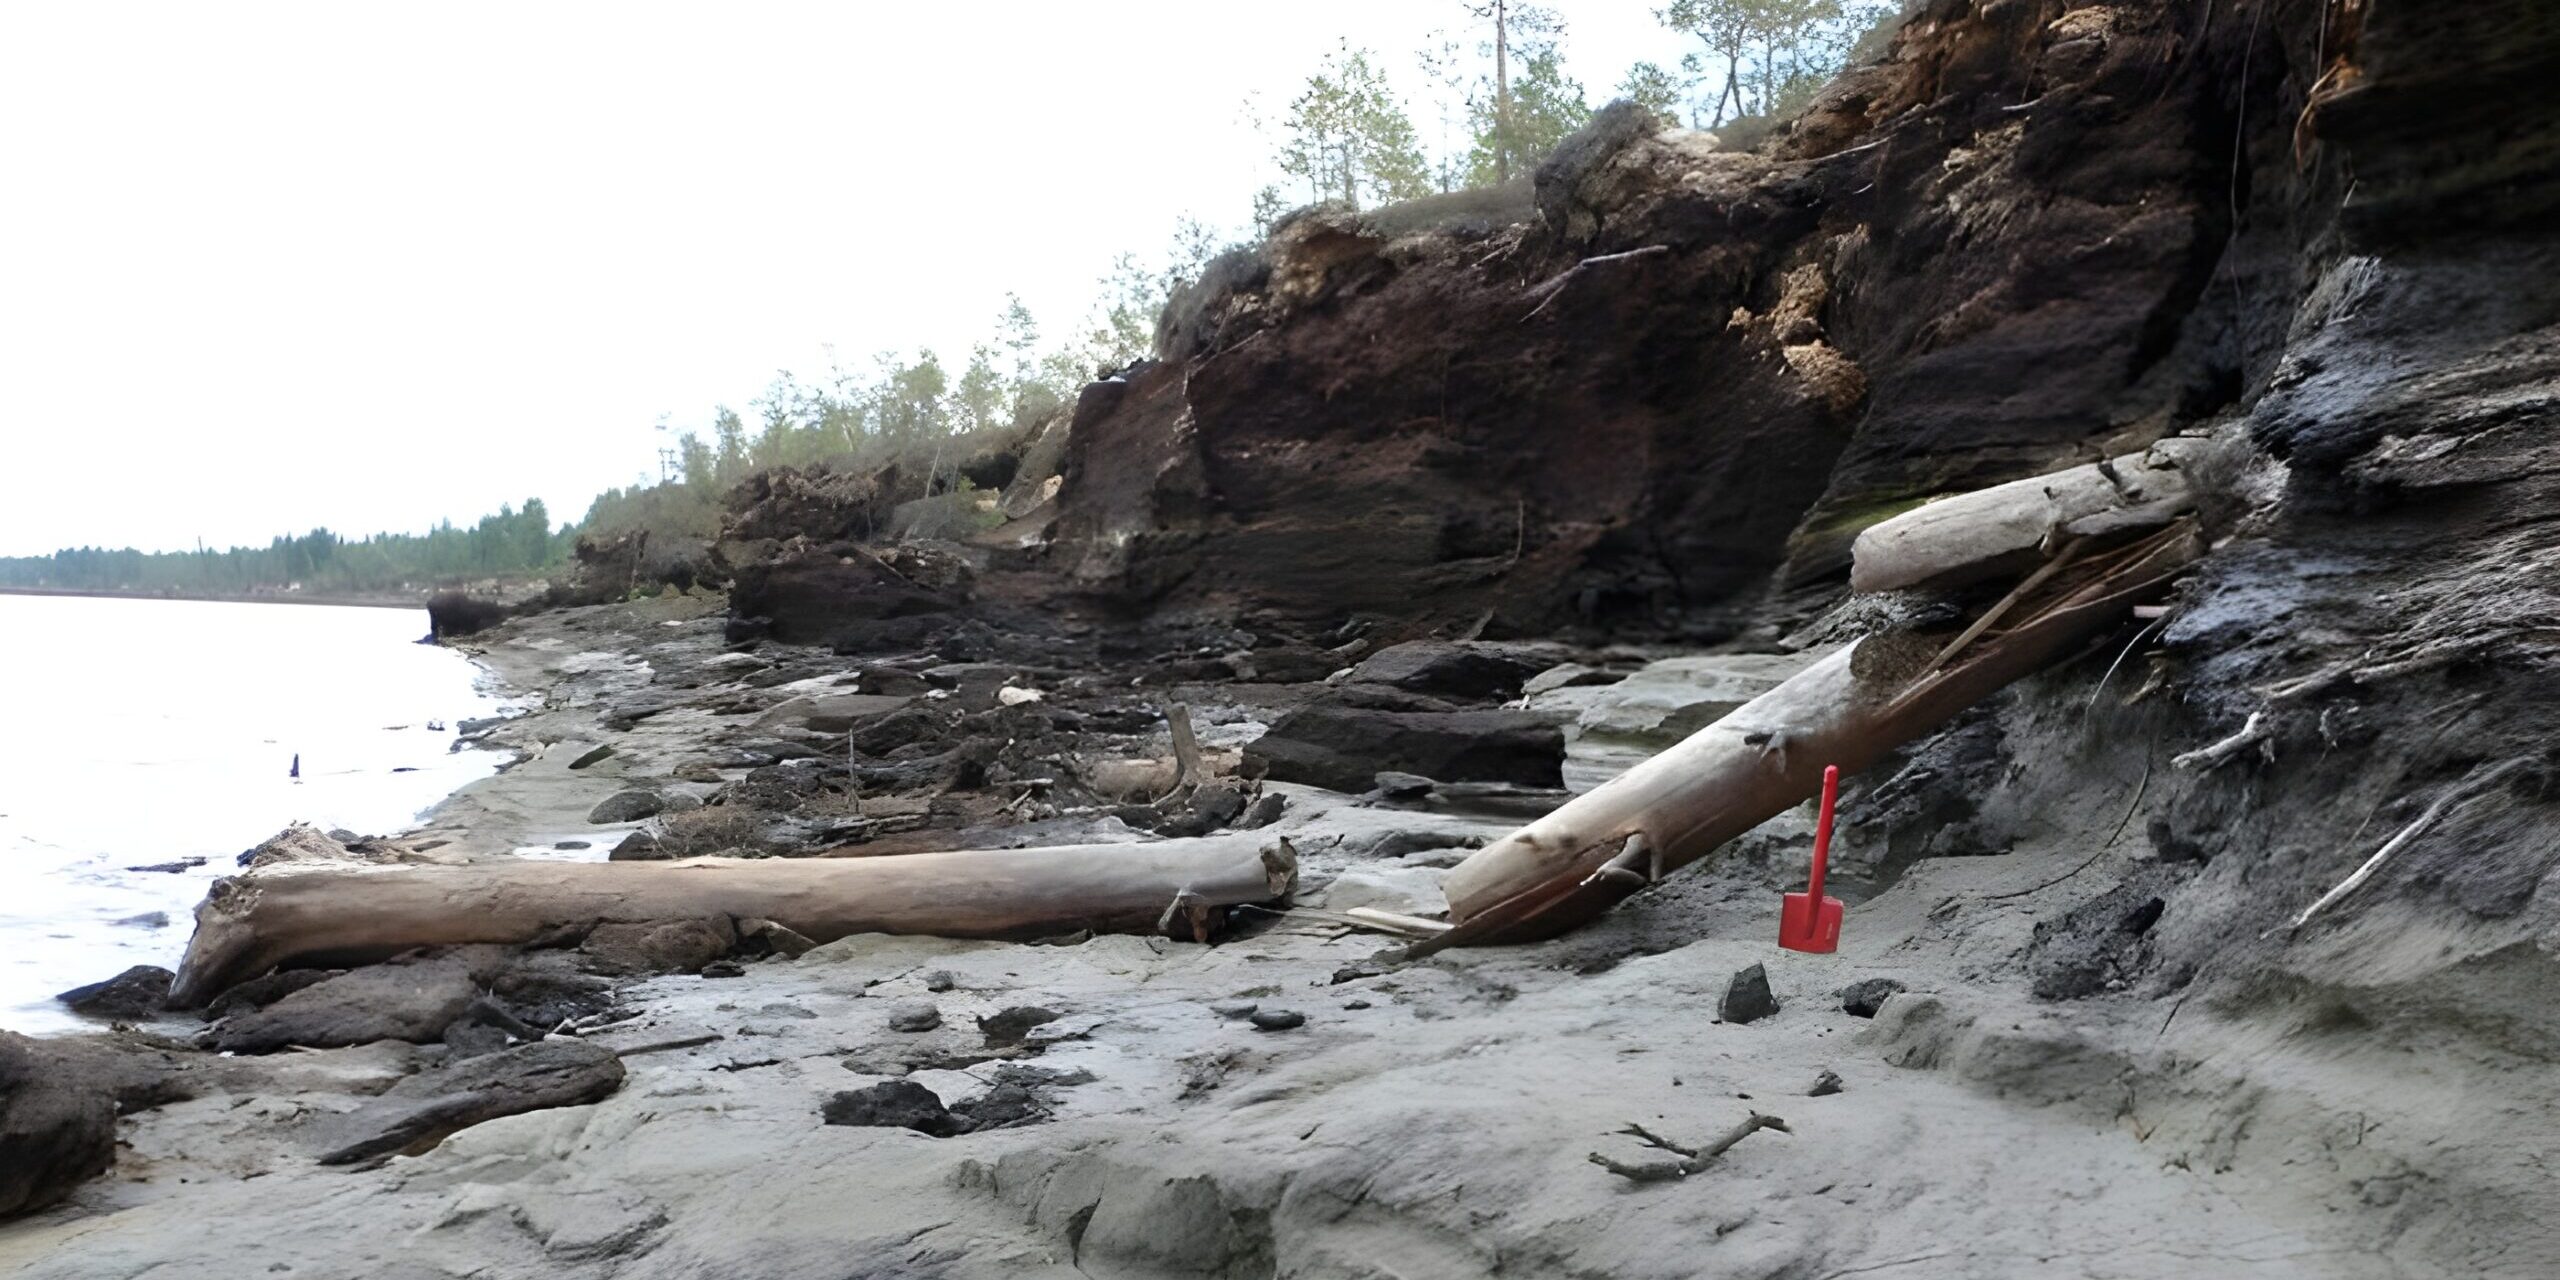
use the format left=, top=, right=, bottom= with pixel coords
left=1808, top=764, right=1839, bottom=901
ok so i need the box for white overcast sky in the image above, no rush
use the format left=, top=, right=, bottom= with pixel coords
left=0, top=3, right=1695, bottom=556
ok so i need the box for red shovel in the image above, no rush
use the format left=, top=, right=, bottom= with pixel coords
left=1780, top=765, right=1846, bottom=953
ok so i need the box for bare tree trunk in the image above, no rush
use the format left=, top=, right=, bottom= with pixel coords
left=1494, top=0, right=1512, bottom=181
left=1426, top=522, right=2202, bottom=949
left=169, top=837, right=1297, bottom=1007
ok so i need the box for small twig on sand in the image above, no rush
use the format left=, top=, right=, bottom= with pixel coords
left=1589, top=1113, right=1791, bottom=1183
left=2285, top=757, right=2537, bottom=933
left=2172, top=709, right=2270, bottom=771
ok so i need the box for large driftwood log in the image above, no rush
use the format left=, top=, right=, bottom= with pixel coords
left=1428, top=522, right=2202, bottom=949
left=1849, top=438, right=2209, bottom=595
left=169, top=837, right=1295, bottom=1007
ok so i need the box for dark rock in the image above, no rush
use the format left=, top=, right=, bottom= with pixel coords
left=723, top=615, right=773, bottom=645
left=318, top=1040, right=625, bottom=1166
left=122, top=858, right=205, bottom=874
left=442, top=1020, right=514, bottom=1060
left=110, top=911, right=170, bottom=930
left=0, top=1032, right=117, bottom=1220
left=987, top=1063, right=1097, bottom=1090
left=1237, top=792, right=1289, bottom=830
left=698, top=960, right=747, bottom=979
left=976, top=1006, right=1061, bottom=1048
left=609, top=829, right=665, bottom=861
left=951, top=1082, right=1047, bottom=1132
left=1348, top=641, right=1554, bottom=700
left=921, top=970, right=958, bottom=993
left=1370, top=771, right=1436, bottom=800
left=588, top=789, right=672, bottom=824
left=425, top=591, right=510, bottom=641
left=1149, top=781, right=1251, bottom=838
left=729, top=550, right=964, bottom=647
left=580, top=918, right=735, bottom=975
left=886, top=1001, right=942, bottom=1033
left=1809, top=1069, right=1845, bottom=1097
left=203, top=968, right=342, bottom=1021
left=215, top=953, right=484, bottom=1052
left=2026, top=865, right=2184, bottom=1000
left=567, top=744, right=617, bottom=770
left=1247, top=703, right=1564, bottom=793
left=55, top=966, right=172, bottom=1020
left=822, top=1080, right=960, bottom=1136
left=600, top=692, right=689, bottom=732
left=1720, top=964, right=1778, bottom=1025
left=553, top=840, right=591, bottom=851
left=737, top=918, right=817, bottom=959
left=1249, top=1009, right=1306, bottom=1031
left=487, top=955, right=615, bottom=1028
left=1837, top=978, right=1908, bottom=1019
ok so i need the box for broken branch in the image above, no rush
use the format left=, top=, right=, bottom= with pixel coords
left=1589, top=1113, right=1791, bottom=1183
left=2171, top=710, right=2270, bottom=771
left=2286, top=756, right=2536, bottom=932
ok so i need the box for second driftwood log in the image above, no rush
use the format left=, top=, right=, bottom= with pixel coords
left=168, top=836, right=1295, bottom=1007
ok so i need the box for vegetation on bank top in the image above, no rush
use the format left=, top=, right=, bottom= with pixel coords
left=5, top=2, right=1890, bottom=599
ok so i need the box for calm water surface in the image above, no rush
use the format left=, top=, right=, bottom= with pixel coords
left=0, top=594, right=509, bottom=1033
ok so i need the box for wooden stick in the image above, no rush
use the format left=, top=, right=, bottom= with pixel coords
left=1341, top=907, right=1453, bottom=937
left=2286, top=757, right=2535, bottom=932
left=1916, top=537, right=2085, bottom=678
left=1588, top=1113, right=1791, bottom=1182
left=2171, top=710, right=2270, bottom=771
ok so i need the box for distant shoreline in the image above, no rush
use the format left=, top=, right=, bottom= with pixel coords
left=0, top=585, right=426, bottom=611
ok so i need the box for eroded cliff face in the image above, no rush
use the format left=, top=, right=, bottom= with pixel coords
left=1039, top=0, right=2309, bottom=635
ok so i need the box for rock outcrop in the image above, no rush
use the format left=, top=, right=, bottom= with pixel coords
left=0, top=1034, right=115, bottom=1220
left=1025, top=3, right=2289, bottom=636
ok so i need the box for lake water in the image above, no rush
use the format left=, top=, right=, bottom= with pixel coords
left=0, top=594, right=510, bottom=1034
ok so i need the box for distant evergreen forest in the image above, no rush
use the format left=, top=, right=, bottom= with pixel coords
left=0, top=500, right=570, bottom=596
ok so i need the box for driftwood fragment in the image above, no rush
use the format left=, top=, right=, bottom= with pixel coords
left=169, top=837, right=1298, bottom=1007
left=1589, top=1113, right=1791, bottom=1182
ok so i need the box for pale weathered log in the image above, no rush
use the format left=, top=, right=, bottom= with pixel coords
left=1429, top=523, right=2202, bottom=948
left=1848, top=438, right=2210, bottom=595
left=169, top=837, right=1296, bottom=1007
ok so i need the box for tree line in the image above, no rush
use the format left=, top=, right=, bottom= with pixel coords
left=0, top=501, right=567, bottom=596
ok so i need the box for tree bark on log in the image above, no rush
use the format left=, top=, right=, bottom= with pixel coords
left=169, top=837, right=1296, bottom=1008
left=1849, top=438, right=2209, bottom=595
left=1426, top=522, right=2202, bottom=950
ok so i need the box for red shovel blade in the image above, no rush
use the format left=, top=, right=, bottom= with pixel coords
left=1780, top=765, right=1846, bottom=954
